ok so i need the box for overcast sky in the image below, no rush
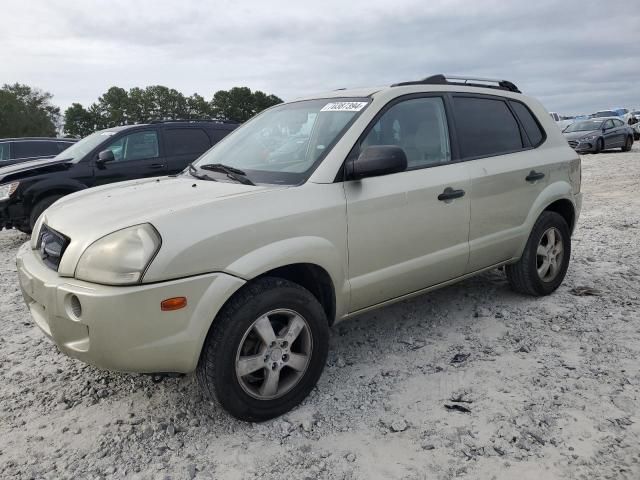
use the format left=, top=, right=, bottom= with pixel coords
left=2, top=0, right=638, bottom=115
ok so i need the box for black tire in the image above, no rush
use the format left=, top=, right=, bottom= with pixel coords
left=594, top=138, right=603, bottom=153
left=622, top=136, right=632, bottom=152
left=28, top=195, right=64, bottom=233
left=197, top=277, right=329, bottom=422
left=506, top=211, right=571, bottom=296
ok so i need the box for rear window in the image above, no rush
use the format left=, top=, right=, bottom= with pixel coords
left=164, top=128, right=211, bottom=156
left=509, top=101, right=545, bottom=147
left=452, top=96, right=523, bottom=159
left=12, top=140, right=60, bottom=159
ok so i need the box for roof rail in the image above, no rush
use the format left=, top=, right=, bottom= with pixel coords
left=391, top=74, right=521, bottom=93
left=149, top=119, right=240, bottom=124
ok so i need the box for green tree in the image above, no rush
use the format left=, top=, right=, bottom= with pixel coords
left=186, top=93, right=213, bottom=119
left=0, top=83, right=60, bottom=137
left=62, top=85, right=283, bottom=137
left=211, top=87, right=283, bottom=122
left=63, top=103, right=96, bottom=138
left=96, top=87, right=130, bottom=126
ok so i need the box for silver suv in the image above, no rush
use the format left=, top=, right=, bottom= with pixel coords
left=16, top=75, right=582, bottom=421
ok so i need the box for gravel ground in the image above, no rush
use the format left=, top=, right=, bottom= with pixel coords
left=1, top=147, right=639, bottom=480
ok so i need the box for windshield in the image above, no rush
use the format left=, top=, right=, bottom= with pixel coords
left=53, top=130, right=117, bottom=161
left=193, top=98, right=369, bottom=185
left=565, top=120, right=604, bottom=132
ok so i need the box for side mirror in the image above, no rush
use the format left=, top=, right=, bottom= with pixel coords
left=349, top=145, right=407, bottom=180
left=96, top=149, right=115, bottom=165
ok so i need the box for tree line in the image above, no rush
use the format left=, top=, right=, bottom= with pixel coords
left=0, top=84, right=283, bottom=138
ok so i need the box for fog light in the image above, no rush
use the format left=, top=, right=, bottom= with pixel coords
left=66, top=294, right=82, bottom=320
left=161, top=297, right=187, bottom=311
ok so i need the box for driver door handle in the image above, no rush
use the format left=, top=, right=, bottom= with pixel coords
left=148, top=163, right=166, bottom=169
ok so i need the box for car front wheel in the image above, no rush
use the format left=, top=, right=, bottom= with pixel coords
left=197, top=277, right=329, bottom=421
left=506, top=211, right=571, bottom=296
left=594, top=138, right=604, bottom=153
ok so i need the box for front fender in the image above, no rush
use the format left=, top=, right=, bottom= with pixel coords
left=224, top=236, right=349, bottom=318
left=22, top=179, right=88, bottom=208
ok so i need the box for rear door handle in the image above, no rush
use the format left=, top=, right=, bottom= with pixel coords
left=148, top=163, right=166, bottom=169
left=525, top=170, right=545, bottom=182
left=438, top=187, right=466, bottom=201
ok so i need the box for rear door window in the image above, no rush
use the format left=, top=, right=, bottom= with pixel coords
left=12, top=140, right=60, bottom=159
left=509, top=101, right=545, bottom=147
left=612, top=119, right=625, bottom=127
left=164, top=128, right=211, bottom=156
left=452, top=96, right=523, bottom=159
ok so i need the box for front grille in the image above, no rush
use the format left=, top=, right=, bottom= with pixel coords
left=37, top=225, right=70, bottom=271
left=568, top=140, right=578, bottom=149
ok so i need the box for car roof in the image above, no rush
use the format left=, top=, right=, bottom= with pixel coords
left=0, top=137, right=77, bottom=142
left=581, top=117, right=621, bottom=122
left=294, top=86, right=385, bottom=101
left=97, top=120, right=238, bottom=133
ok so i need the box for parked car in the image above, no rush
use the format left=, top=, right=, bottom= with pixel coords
left=563, top=117, right=634, bottom=153
left=15, top=74, right=582, bottom=421
left=0, top=137, right=77, bottom=167
left=632, top=121, right=640, bottom=141
left=612, top=108, right=636, bottom=125
left=591, top=110, right=620, bottom=119
left=0, top=120, right=237, bottom=232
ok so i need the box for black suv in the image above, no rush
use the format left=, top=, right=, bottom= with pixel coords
left=0, top=137, right=77, bottom=167
left=0, top=120, right=237, bottom=232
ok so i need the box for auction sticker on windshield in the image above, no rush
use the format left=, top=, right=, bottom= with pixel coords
left=321, top=102, right=368, bottom=112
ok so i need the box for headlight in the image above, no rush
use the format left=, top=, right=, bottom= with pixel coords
left=30, top=214, right=46, bottom=249
left=0, top=182, right=19, bottom=201
left=75, top=224, right=161, bottom=285
left=580, top=135, right=598, bottom=141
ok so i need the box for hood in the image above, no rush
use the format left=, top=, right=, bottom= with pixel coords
left=42, top=175, right=285, bottom=276
left=0, top=157, right=73, bottom=182
left=562, top=130, right=599, bottom=141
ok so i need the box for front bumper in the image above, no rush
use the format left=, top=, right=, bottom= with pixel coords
left=567, top=139, right=598, bottom=153
left=0, top=198, right=27, bottom=230
left=16, top=243, right=245, bottom=373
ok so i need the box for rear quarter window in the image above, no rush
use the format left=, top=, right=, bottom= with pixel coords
left=452, top=96, right=523, bottom=159
left=509, top=101, right=545, bottom=147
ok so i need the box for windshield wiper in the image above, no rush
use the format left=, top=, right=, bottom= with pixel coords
left=188, top=162, right=216, bottom=181
left=199, top=163, right=255, bottom=186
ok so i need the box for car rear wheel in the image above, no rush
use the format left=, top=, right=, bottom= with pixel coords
left=622, top=136, right=632, bottom=152
left=28, top=194, right=64, bottom=234
left=197, top=277, right=329, bottom=421
left=506, top=211, right=571, bottom=296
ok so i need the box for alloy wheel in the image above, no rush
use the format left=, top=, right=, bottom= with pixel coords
left=235, top=309, right=313, bottom=400
left=536, top=227, right=564, bottom=282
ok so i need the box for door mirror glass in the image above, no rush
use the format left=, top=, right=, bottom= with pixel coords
left=350, top=145, right=407, bottom=180
left=97, top=149, right=115, bottom=164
